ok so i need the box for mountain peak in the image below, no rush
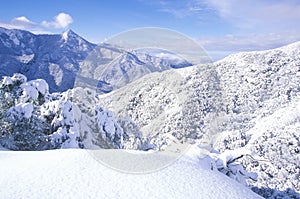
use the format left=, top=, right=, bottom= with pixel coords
left=61, top=29, right=78, bottom=41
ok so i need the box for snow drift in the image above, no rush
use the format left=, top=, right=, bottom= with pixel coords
left=0, top=147, right=262, bottom=199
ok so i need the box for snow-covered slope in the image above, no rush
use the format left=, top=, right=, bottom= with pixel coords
left=97, top=41, right=300, bottom=198
left=212, top=41, right=300, bottom=197
left=0, top=148, right=262, bottom=199
left=98, top=65, right=220, bottom=150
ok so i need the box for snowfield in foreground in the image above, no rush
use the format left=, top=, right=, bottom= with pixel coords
left=0, top=148, right=262, bottom=199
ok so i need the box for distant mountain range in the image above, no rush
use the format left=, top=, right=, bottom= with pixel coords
left=0, top=27, right=192, bottom=92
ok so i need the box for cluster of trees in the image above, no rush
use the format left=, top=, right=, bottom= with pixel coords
left=0, top=74, right=83, bottom=150
left=0, top=74, right=150, bottom=151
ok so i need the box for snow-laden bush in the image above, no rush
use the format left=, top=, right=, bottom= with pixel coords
left=209, top=148, right=258, bottom=186
left=20, top=79, right=49, bottom=105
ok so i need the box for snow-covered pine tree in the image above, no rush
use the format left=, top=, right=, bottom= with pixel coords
left=48, top=99, right=83, bottom=149
left=0, top=74, right=51, bottom=150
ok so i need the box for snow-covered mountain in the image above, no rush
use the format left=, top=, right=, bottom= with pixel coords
left=97, top=41, right=300, bottom=198
left=76, top=45, right=192, bottom=93
left=0, top=28, right=299, bottom=198
left=0, top=27, right=192, bottom=93
left=0, top=27, right=96, bottom=92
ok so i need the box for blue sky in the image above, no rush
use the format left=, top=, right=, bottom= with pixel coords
left=1, top=0, right=300, bottom=60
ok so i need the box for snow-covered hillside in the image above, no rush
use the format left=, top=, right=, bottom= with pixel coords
left=213, top=41, right=300, bottom=197
left=98, top=41, right=300, bottom=198
left=0, top=147, right=262, bottom=199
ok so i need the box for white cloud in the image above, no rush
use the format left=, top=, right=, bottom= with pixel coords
left=198, top=31, right=300, bottom=60
left=0, top=16, right=36, bottom=30
left=158, top=0, right=209, bottom=18
left=0, top=19, right=52, bottom=34
left=11, top=16, right=36, bottom=29
left=0, top=22, right=19, bottom=30
left=41, top=13, right=73, bottom=29
left=199, top=33, right=300, bottom=51
left=156, top=0, right=300, bottom=60
left=159, top=8, right=190, bottom=18
left=197, top=0, right=300, bottom=59
left=158, top=0, right=300, bottom=32
left=0, top=13, right=74, bottom=34
left=203, top=0, right=300, bottom=31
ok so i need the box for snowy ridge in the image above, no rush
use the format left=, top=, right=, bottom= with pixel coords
left=0, top=27, right=192, bottom=93
left=78, top=47, right=192, bottom=93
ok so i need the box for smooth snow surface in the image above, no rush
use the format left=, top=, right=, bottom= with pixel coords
left=0, top=148, right=262, bottom=199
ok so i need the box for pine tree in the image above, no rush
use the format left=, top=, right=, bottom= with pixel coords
left=0, top=74, right=51, bottom=150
